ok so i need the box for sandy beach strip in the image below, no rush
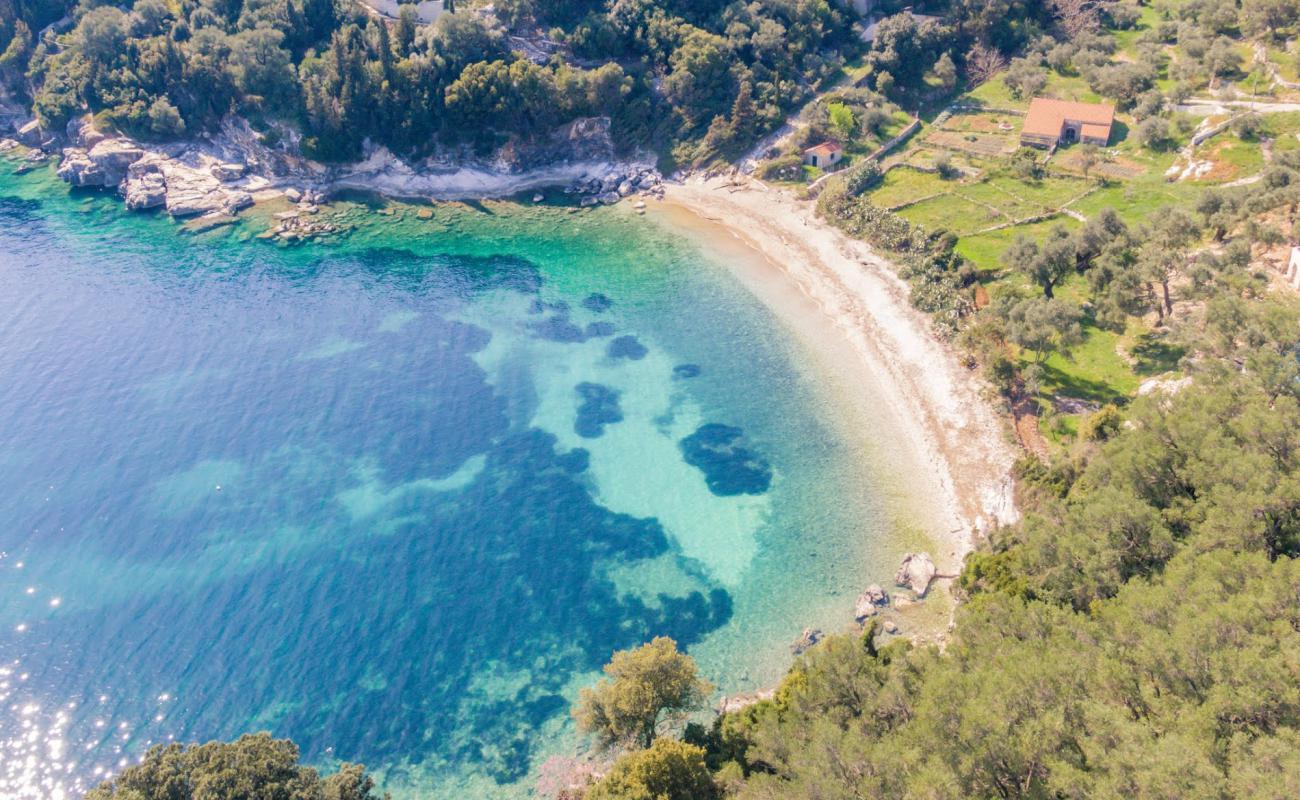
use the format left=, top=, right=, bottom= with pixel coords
left=654, top=175, right=1019, bottom=561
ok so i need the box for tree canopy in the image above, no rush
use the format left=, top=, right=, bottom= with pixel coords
left=84, top=733, right=387, bottom=800
left=574, top=636, right=713, bottom=750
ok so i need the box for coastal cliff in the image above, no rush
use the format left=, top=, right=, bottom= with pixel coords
left=8, top=113, right=662, bottom=218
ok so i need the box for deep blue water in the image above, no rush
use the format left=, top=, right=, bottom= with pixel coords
left=0, top=170, right=898, bottom=798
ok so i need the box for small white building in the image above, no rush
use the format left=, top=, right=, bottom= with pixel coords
left=803, top=141, right=844, bottom=168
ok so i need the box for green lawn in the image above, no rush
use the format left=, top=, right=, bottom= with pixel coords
left=1068, top=175, right=1193, bottom=219
left=897, top=193, right=1002, bottom=234
left=1267, top=45, right=1300, bottom=84
left=955, top=216, right=1080, bottom=272
left=1208, top=136, right=1267, bottom=178
left=990, top=174, right=1092, bottom=209
left=867, top=167, right=950, bottom=208
left=1024, top=314, right=1181, bottom=405
left=955, top=180, right=1047, bottom=221
left=1036, top=322, right=1139, bottom=403
left=1111, top=4, right=1163, bottom=54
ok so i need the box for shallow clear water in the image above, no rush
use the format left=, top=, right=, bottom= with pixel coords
left=0, top=165, right=941, bottom=798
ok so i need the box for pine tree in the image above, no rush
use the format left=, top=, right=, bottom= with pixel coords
left=729, top=81, right=756, bottom=145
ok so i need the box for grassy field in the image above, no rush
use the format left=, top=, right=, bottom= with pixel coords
left=896, top=193, right=1001, bottom=234
left=870, top=167, right=949, bottom=208
left=955, top=216, right=1080, bottom=273
left=764, top=4, right=1300, bottom=441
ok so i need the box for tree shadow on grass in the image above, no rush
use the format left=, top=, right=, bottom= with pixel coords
left=1130, top=332, right=1185, bottom=376
left=1110, top=119, right=1131, bottom=146
left=1039, top=361, right=1126, bottom=404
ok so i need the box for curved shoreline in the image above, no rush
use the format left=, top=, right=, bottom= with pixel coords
left=653, top=175, right=1019, bottom=569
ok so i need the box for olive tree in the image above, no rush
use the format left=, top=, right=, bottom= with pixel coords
left=574, top=637, right=713, bottom=749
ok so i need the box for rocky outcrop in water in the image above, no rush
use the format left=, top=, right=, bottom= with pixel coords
left=57, top=140, right=145, bottom=187
left=37, top=113, right=266, bottom=216
left=791, top=627, right=822, bottom=655
left=25, top=112, right=659, bottom=215
left=160, top=163, right=253, bottom=216
left=573, top=167, right=663, bottom=206
left=15, top=119, right=46, bottom=148
left=123, top=163, right=167, bottom=210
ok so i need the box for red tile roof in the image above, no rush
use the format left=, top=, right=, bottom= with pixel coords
left=1022, top=98, right=1115, bottom=140
left=804, top=141, right=843, bottom=157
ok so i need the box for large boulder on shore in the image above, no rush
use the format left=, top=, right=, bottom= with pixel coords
left=15, top=119, right=44, bottom=147
left=894, top=552, right=938, bottom=597
left=92, top=140, right=145, bottom=181
left=163, top=168, right=252, bottom=216
left=56, top=148, right=104, bottom=186
left=66, top=115, right=108, bottom=148
left=854, top=583, right=890, bottom=621
left=122, top=164, right=167, bottom=210
left=57, top=139, right=144, bottom=188
left=210, top=162, right=246, bottom=181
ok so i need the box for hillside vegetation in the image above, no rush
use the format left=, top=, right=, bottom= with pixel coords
left=0, top=0, right=857, bottom=165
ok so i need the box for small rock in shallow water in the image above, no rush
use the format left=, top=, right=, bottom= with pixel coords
left=791, top=627, right=821, bottom=655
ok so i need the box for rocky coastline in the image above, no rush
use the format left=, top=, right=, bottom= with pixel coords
left=3, top=113, right=664, bottom=226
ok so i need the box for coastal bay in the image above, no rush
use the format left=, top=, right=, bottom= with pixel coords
left=0, top=161, right=984, bottom=798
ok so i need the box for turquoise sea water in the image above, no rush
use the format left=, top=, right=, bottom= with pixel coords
left=0, top=165, right=941, bottom=798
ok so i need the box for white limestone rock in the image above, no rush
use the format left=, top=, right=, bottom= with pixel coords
left=894, top=552, right=938, bottom=597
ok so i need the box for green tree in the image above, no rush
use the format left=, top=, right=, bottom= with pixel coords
left=147, top=96, right=186, bottom=137
left=586, top=739, right=719, bottom=800
left=1138, top=207, right=1199, bottom=322
left=1003, top=56, right=1047, bottom=98
left=1001, top=225, right=1075, bottom=299
left=663, top=29, right=735, bottom=129
left=395, top=6, right=417, bottom=56
left=1005, top=296, right=1084, bottom=363
left=728, top=80, right=757, bottom=143
left=229, top=27, right=296, bottom=113
left=826, top=101, right=856, bottom=140
left=1077, top=142, right=1099, bottom=178
left=84, top=733, right=386, bottom=799
left=933, top=51, right=958, bottom=89
left=574, top=637, right=713, bottom=749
